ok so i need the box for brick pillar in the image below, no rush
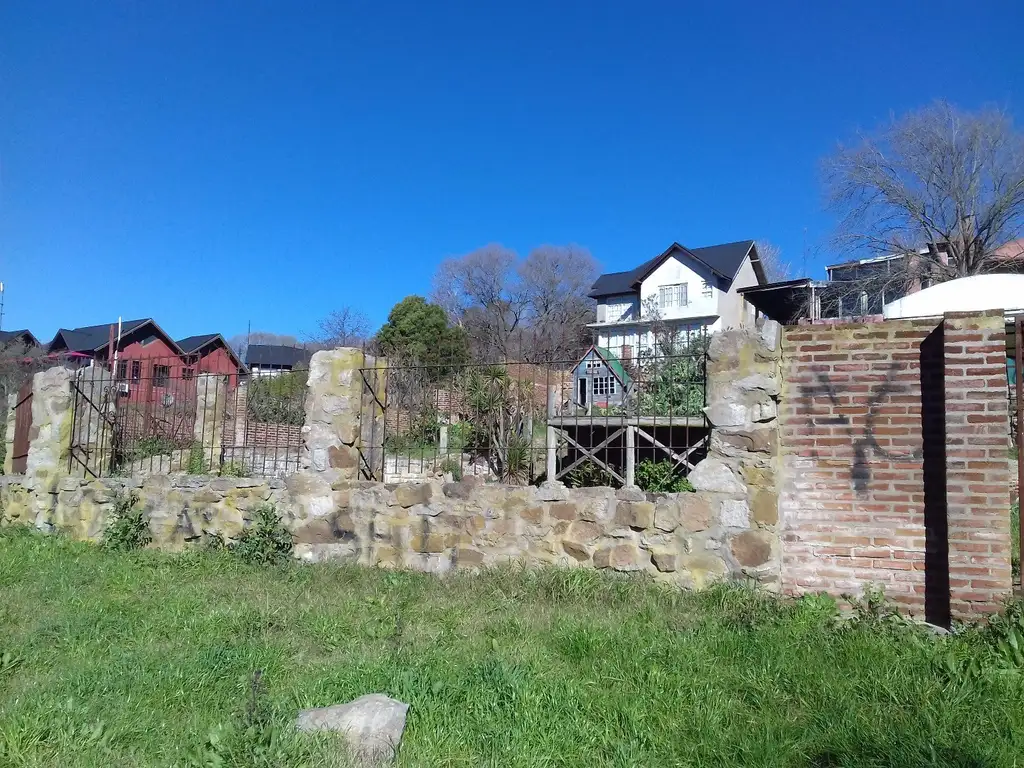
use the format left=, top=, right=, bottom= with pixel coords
left=943, top=311, right=1013, bottom=618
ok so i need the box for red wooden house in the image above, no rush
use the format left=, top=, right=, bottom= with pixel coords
left=176, top=334, right=245, bottom=388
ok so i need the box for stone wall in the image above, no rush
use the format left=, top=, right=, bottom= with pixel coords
left=0, top=474, right=765, bottom=586
left=779, top=311, right=1012, bottom=621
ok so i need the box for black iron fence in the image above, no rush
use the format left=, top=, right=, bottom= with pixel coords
left=358, top=340, right=710, bottom=488
left=67, top=356, right=307, bottom=478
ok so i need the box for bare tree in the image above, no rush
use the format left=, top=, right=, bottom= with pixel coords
left=823, top=101, right=1024, bottom=298
left=432, top=243, right=599, bottom=361
left=311, top=306, right=371, bottom=348
left=755, top=240, right=792, bottom=283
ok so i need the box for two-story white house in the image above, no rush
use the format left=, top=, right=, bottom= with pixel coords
left=588, top=240, right=767, bottom=356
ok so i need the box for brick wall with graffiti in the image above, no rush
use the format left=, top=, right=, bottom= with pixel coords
left=778, top=311, right=1012, bottom=622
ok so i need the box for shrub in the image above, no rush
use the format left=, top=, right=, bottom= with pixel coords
left=246, top=371, right=307, bottom=426
left=187, top=443, right=207, bottom=475
left=219, top=461, right=249, bottom=478
left=103, top=492, right=151, bottom=552
left=635, top=459, right=694, bottom=493
left=232, top=504, right=293, bottom=566
left=565, top=460, right=620, bottom=489
left=439, top=457, right=463, bottom=481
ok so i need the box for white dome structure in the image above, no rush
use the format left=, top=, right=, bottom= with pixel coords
left=883, top=274, right=1024, bottom=320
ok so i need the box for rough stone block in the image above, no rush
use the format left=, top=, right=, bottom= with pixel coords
left=689, top=459, right=746, bottom=494
left=394, top=483, right=432, bottom=508
left=729, top=530, right=773, bottom=567
left=680, top=553, right=728, bottom=588
left=614, top=501, right=654, bottom=529
left=704, top=402, right=748, bottom=428
left=679, top=494, right=713, bottom=532
left=653, top=498, right=680, bottom=532
left=718, top=499, right=750, bottom=528
left=549, top=502, right=578, bottom=521
left=751, top=489, right=778, bottom=525
left=561, top=541, right=590, bottom=562
left=564, top=520, right=601, bottom=545
left=593, top=543, right=645, bottom=571
left=651, top=550, right=678, bottom=572
left=455, top=547, right=484, bottom=566
left=520, top=505, right=545, bottom=524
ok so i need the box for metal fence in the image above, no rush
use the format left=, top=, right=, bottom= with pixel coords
left=358, top=340, right=710, bottom=488
left=67, top=356, right=306, bottom=478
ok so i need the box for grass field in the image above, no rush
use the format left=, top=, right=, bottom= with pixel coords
left=1, top=529, right=1024, bottom=767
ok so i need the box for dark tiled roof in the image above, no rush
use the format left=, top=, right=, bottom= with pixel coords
left=0, top=329, right=38, bottom=347
left=49, top=319, right=153, bottom=353
left=176, top=334, right=220, bottom=353
left=589, top=240, right=756, bottom=298
left=246, top=344, right=311, bottom=368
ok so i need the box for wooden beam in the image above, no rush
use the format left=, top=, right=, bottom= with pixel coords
left=625, top=425, right=635, bottom=487
left=634, top=426, right=707, bottom=471
left=555, top=427, right=625, bottom=483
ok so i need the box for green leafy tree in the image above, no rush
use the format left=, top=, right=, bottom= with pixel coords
left=376, top=296, right=469, bottom=375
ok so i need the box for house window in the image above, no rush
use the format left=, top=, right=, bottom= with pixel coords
left=585, top=359, right=603, bottom=372
left=593, top=377, right=617, bottom=396
left=130, top=361, right=141, bottom=382
left=658, top=283, right=687, bottom=308
left=702, top=280, right=713, bottom=298
left=116, top=361, right=128, bottom=380
left=153, top=365, right=170, bottom=388
left=182, top=368, right=194, bottom=380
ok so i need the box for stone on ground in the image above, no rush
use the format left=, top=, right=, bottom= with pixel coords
left=295, top=693, right=409, bottom=766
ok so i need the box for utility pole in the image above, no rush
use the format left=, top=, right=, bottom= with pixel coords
left=0, top=281, right=5, bottom=331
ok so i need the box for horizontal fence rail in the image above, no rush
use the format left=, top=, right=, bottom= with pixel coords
left=358, top=339, right=710, bottom=489
left=65, top=355, right=306, bottom=478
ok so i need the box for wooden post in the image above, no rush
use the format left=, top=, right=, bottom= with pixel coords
left=546, top=385, right=556, bottom=482
left=625, top=424, right=635, bottom=487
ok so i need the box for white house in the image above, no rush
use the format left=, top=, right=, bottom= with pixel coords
left=588, top=240, right=767, bottom=356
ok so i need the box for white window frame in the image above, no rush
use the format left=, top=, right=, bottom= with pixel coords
left=593, top=376, right=617, bottom=396
left=658, top=283, right=688, bottom=309
left=702, top=280, right=713, bottom=298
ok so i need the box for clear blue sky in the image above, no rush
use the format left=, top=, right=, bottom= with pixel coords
left=2, top=1, right=1022, bottom=342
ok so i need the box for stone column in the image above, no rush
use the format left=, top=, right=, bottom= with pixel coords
left=193, top=374, right=228, bottom=473
left=301, top=348, right=383, bottom=480
left=25, top=366, right=74, bottom=478
left=688, top=321, right=783, bottom=589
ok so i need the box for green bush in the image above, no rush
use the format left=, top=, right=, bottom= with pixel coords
left=232, top=504, right=293, bottom=566
left=247, top=371, right=307, bottom=426
left=187, top=442, right=207, bottom=475
left=565, top=460, right=620, bottom=489
left=219, top=461, right=249, bottom=478
left=635, top=459, right=694, bottom=493
left=440, top=457, right=463, bottom=481
left=102, top=492, right=151, bottom=552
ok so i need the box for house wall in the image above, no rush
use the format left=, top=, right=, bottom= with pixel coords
left=639, top=254, right=717, bottom=321
left=595, top=293, right=639, bottom=324
left=573, top=354, right=625, bottom=409
left=110, top=339, right=187, bottom=404
left=195, top=345, right=240, bottom=387
left=717, top=255, right=760, bottom=329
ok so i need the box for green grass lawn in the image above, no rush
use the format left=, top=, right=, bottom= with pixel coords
left=1, top=530, right=1024, bottom=767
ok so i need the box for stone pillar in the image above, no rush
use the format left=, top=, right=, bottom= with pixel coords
left=3, top=393, right=15, bottom=474
left=24, top=366, right=74, bottom=478
left=302, top=348, right=385, bottom=480
left=688, top=321, right=782, bottom=589
left=193, top=374, right=228, bottom=473
left=942, top=311, right=1013, bottom=617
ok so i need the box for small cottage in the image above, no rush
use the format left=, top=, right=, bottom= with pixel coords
left=572, top=346, right=632, bottom=410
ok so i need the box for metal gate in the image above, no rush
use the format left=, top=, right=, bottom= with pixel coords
left=68, top=374, right=117, bottom=478
left=357, top=363, right=388, bottom=481
left=1014, top=318, right=1024, bottom=588
left=11, top=380, right=33, bottom=474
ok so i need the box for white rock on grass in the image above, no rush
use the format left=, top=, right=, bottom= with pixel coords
left=296, top=693, right=409, bottom=767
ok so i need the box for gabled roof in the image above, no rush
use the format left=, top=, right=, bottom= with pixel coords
left=48, top=318, right=182, bottom=356
left=589, top=240, right=762, bottom=298
left=245, top=344, right=312, bottom=368
left=177, top=333, right=245, bottom=370
left=576, top=345, right=632, bottom=387
left=0, top=329, right=39, bottom=347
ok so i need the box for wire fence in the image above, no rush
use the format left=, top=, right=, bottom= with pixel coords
left=358, top=339, right=710, bottom=488
left=66, top=355, right=307, bottom=478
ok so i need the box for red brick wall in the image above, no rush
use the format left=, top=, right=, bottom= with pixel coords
left=779, top=311, right=1012, bottom=621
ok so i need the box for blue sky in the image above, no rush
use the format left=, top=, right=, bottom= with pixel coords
left=2, top=1, right=1022, bottom=342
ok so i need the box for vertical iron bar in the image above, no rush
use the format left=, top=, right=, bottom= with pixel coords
left=1016, top=316, right=1023, bottom=585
